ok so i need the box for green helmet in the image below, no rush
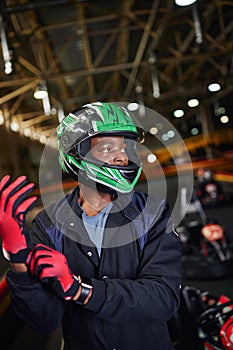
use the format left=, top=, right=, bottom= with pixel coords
left=57, top=102, right=142, bottom=193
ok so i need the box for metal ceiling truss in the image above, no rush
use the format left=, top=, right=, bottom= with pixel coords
left=0, top=0, right=232, bottom=141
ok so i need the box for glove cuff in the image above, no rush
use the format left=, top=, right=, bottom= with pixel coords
left=63, top=276, right=80, bottom=301
left=3, top=247, right=30, bottom=263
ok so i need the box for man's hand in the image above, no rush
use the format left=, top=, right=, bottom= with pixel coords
left=0, top=175, right=37, bottom=263
left=27, top=244, right=80, bottom=300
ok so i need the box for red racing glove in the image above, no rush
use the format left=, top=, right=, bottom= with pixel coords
left=27, top=244, right=80, bottom=300
left=0, top=175, right=37, bottom=263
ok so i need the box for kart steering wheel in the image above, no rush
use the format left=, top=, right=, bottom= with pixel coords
left=197, top=301, right=233, bottom=347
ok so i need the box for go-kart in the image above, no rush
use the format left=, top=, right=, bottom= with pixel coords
left=195, top=167, right=226, bottom=207
left=177, top=191, right=233, bottom=279
left=169, top=286, right=233, bottom=350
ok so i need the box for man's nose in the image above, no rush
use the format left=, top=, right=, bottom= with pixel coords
left=112, top=150, right=128, bottom=165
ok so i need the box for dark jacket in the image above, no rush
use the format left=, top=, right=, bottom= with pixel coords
left=6, top=187, right=182, bottom=350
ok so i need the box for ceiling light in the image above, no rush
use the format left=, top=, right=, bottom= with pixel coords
left=42, top=94, right=51, bottom=115
left=156, top=122, right=164, bottom=130
left=191, top=127, right=199, bottom=135
left=10, top=121, right=19, bottom=132
left=147, top=153, right=157, bottom=163
left=208, top=82, right=221, bottom=92
left=34, top=87, right=48, bottom=99
left=0, top=110, right=4, bottom=125
left=23, top=127, right=32, bottom=137
left=218, top=107, right=226, bottom=114
left=149, top=54, right=160, bottom=99
left=220, top=115, right=229, bottom=124
left=162, top=134, right=169, bottom=141
left=173, top=109, right=184, bottom=118
left=32, top=131, right=39, bottom=140
left=135, top=85, right=146, bottom=117
left=191, top=1, right=202, bottom=43
left=175, top=0, right=197, bottom=6
left=167, top=130, right=175, bottom=138
left=4, top=60, right=12, bottom=75
left=40, top=135, right=47, bottom=144
left=33, top=82, right=48, bottom=99
left=149, top=127, right=158, bottom=135
left=0, top=14, right=13, bottom=75
left=58, top=105, right=65, bottom=122
left=127, top=102, right=139, bottom=111
left=135, top=85, right=142, bottom=94
left=187, top=98, right=199, bottom=107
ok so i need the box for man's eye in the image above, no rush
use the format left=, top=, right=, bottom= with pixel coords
left=102, top=147, right=111, bottom=153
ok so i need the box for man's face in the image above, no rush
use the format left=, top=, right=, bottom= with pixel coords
left=90, top=136, right=129, bottom=166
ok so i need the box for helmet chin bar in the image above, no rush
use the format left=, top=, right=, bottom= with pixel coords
left=73, top=136, right=142, bottom=193
left=65, top=154, right=142, bottom=194
left=77, top=160, right=142, bottom=194
left=61, top=137, right=142, bottom=193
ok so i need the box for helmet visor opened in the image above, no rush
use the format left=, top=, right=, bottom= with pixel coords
left=84, top=136, right=142, bottom=183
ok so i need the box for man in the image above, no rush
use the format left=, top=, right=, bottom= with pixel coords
left=1, top=102, right=182, bottom=350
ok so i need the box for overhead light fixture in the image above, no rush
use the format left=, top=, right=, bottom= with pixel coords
left=175, top=1, right=202, bottom=43
left=135, top=84, right=145, bottom=117
left=33, top=80, right=52, bottom=115
left=191, top=2, right=202, bottom=44
left=32, top=131, right=39, bottom=140
left=161, top=130, right=175, bottom=142
left=156, top=122, right=164, bottom=130
left=214, top=102, right=226, bottom=116
left=175, top=0, right=197, bottom=6
left=40, top=135, right=47, bottom=144
left=162, top=133, right=169, bottom=142
left=147, top=154, right=157, bottom=163
left=58, top=104, right=65, bottom=122
left=23, top=127, right=32, bottom=137
left=187, top=98, right=199, bottom=107
left=127, top=102, right=139, bottom=111
left=220, top=115, right=229, bottom=124
left=33, top=88, right=48, bottom=99
left=149, top=127, right=158, bottom=135
left=42, top=94, right=51, bottom=116
left=173, top=109, right=184, bottom=118
left=10, top=120, right=20, bottom=132
left=191, top=127, right=199, bottom=135
left=208, top=82, right=221, bottom=92
left=0, top=110, right=4, bottom=125
left=0, top=14, right=13, bottom=75
left=33, top=81, right=48, bottom=99
left=149, top=54, right=160, bottom=99
left=167, top=130, right=175, bottom=138
left=4, top=60, right=12, bottom=75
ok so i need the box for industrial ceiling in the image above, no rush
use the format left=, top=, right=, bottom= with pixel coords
left=0, top=0, right=232, bottom=164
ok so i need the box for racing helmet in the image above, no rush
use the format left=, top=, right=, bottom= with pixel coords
left=57, top=102, right=143, bottom=193
left=196, top=167, right=212, bottom=182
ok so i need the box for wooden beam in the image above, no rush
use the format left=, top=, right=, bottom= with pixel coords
left=124, top=0, right=160, bottom=97
left=17, top=56, right=42, bottom=76
left=21, top=114, right=53, bottom=127
left=77, top=4, right=96, bottom=99
left=0, top=80, right=40, bottom=105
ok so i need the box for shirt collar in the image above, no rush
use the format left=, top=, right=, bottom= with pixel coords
left=55, top=185, right=141, bottom=225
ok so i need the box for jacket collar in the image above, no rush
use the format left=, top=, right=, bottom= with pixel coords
left=54, top=186, right=142, bottom=226
left=54, top=186, right=83, bottom=226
